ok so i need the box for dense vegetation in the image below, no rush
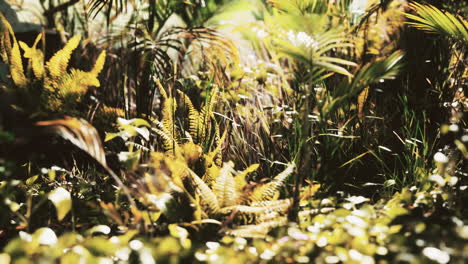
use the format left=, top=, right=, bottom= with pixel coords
left=0, top=0, right=467, bottom=263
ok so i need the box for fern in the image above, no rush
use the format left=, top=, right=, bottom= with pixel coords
left=0, top=13, right=27, bottom=87
left=198, top=86, right=218, bottom=145
left=152, top=120, right=180, bottom=153
left=188, top=169, right=220, bottom=213
left=19, top=33, right=45, bottom=79
left=155, top=79, right=179, bottom=151
left=234, top=163, right=260, bottom=191
left=212, top=162, right=238, bottom=207
left=251, top=163, right=295, bottom=202
left=46, top=35, right=81, bottom=79
left=177, top=89, right=199, bottom=140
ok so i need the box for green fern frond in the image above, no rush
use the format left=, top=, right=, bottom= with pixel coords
left=251, top=163, right=295, bottom=202
left=46, top=35, right=81, bottom=79
left=212, top=162, right=238, bottom=207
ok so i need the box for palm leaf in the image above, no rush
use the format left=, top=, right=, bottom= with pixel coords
left=405, top=3, right=468, bottom=42
left=36, top=117, right=135, bottom=207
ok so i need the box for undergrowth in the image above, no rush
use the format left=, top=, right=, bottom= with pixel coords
left=0, top=0, right=467, bottom=263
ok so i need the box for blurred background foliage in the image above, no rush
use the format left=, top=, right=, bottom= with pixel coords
left=0, top=0, right=467, bottom=263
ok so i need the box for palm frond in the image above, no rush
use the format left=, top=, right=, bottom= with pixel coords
left=406, top=3, right=468, bottom=42
left=36, top=117, right=107, bottom=165
left=324, top=50, right=404, bottom=116
left=35, top=117, right=136, bottom=207
left=269, top=0, right=328, bottom=14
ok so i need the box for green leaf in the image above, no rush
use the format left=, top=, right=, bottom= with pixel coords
left=86, top=225, right=111, bottom=236
left=405, top=3, right=468, bottom=42
left=33, top=228, right=58, bottom=245
left=25, top=175, right=39, bottom=185
left=48, top=187, right=72, bottom=221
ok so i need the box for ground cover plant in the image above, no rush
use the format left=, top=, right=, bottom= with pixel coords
left=0, top=0, right=467, bottom=263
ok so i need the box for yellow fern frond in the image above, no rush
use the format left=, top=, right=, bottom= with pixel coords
left=90, top=50, right=106, bottom=76
left=198, top=87, right=218, bottom=144
left=19, top=33, right=45, bottom=78
left=153, top=120, right=180, bottom=153
left=46, top=35, right=81, bottom=79
left=234, top=164, right=259, bottom=191
left=155, top=80, right=179, bottom=146
left=212, top=162, right=238, bottom=207
left=251, top=163, right=295, bottom=202
left=0, top=14, right=27, bottom=87
left=155, top=78, right=168, bottom=100
left=59, top=69, right=100, bottom=96
left=10, top=38, right=27, bottom=87
left=204, top=129, right=226, bottom=167
left=202, top=165, right=220, bottom=187
left=188, top=169, right=220, bottom=213
left=177, top=90, right=200, bottom=139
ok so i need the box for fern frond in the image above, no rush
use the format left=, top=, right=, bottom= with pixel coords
left=234, top=164, right=260, bottom=191
left=204, top=129, right=226, bottom=167
left=225, top=216, right=288, bottom=238
left=156, top=80, right=179, bottom=147
left=202, top=165, right=220, bottom=188
left=90, top=50, right=106, bottom=76
left=0, top=14, right=27, bottom=87
left=212, top=162, right=238, bottom=207
left=155, top=78, right=168, bottom=100
left=46, top=35, right=81, bottom=79
left=188, top=169, right=220, bottom=213
left=250, top=199, right=292, bottom=212
left=152, top=121, right=179, bottom=152
left=298, top=207, right=335, bottom=220
left=59, top=69, right=100, bottom=96
left=198, top=87, right=218, bottom=144
left=177, top=90, right=200, bottom=139
left=251, top=163, right=295, bottom=202
left=19, top=34, right=45, bottom=79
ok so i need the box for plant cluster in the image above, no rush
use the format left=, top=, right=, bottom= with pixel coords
left=0, top=0, right=467, bottom=263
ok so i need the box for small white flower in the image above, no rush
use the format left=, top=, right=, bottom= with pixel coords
left=434, top=152, right=449, bottom=163
left=422, top=247, right=450, bottom=264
